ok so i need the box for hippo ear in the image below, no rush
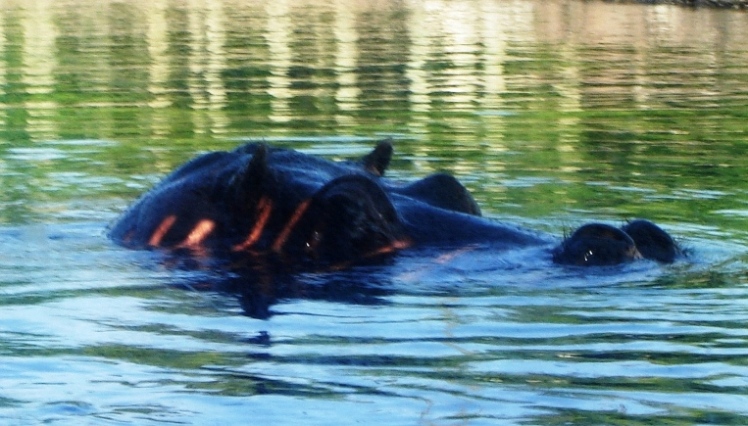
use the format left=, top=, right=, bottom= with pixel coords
left=246, top=143, right=268, bottom=185
left=361, top=138, right=393, bottom=176
left=228, top=143, right=269, bottom=208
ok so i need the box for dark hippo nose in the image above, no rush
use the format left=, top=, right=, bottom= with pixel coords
left=621, top=219, right=679, bottom=263
left=552, top=223, right=641, bottom=266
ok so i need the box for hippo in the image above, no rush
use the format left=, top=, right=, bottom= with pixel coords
left=108, top=139, right=680, bottom=269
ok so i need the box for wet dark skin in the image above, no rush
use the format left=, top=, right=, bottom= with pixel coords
left=109, top=140, right=680, bottom=268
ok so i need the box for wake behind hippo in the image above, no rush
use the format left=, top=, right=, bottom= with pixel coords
left=108, top=140, right=680, bottom=269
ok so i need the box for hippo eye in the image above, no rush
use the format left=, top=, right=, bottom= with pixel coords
left=305, top=231, right=321, bottom=251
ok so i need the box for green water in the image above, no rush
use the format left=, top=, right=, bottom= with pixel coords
left=1, top=0, right=748, bottom=424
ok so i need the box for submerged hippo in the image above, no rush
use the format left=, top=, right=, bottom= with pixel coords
left=108, top=140, right=680, bottom=268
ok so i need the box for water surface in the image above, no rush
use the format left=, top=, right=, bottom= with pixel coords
left=2, top=0, right=748, bottom=424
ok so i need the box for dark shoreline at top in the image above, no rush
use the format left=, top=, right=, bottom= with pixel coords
left=601, top=0, right=747, bottom=8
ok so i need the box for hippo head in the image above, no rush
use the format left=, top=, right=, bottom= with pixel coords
left=109, top=139, right=408, bottom=265
left=552, top=220, right=679, bottom=266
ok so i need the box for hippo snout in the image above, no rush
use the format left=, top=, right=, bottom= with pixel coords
left=552, top=220, right=679, bottom=266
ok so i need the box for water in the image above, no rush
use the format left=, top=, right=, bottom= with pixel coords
left=2, top=0, right=748, bottom=424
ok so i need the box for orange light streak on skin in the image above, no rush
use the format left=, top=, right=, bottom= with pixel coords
left=272, top=199, right=311, bottom=253
left=327, top=239, right=412, bottom=272
left=363, top=238, right=412, bottom=258
left=148, top=215, right=177, bottom=247
left=233, top=196, right=273, bottom=251
left=178, top=219, right=216, bottom=249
